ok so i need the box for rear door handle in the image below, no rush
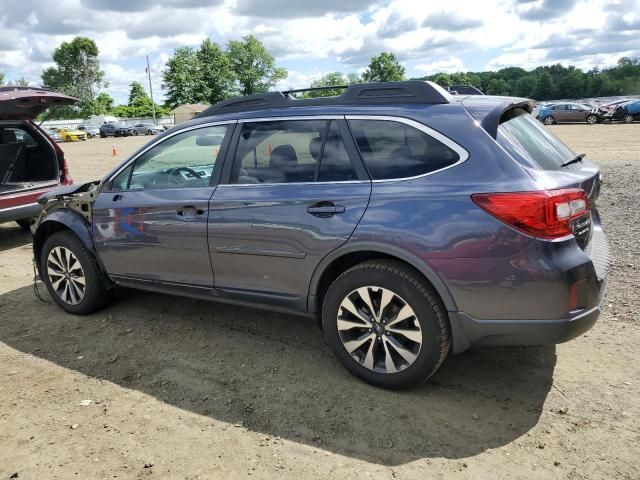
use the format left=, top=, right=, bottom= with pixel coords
left=307, top=202, right=345, bottom=218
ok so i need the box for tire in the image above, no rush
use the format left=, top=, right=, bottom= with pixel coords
left=115, top=131, right=121, bottom=137
left=40, top=231, right=111, bottom=315
left=65, top=136, right=71, bottom=142
left=100, top=132, right=106, bottom=138
left=321, top=260, right=450, bottom=389
left=623, top=114, right=634, bottom=124
left=16, top=218, right=33, bottom=231
left=133, top=130, right=138, bottom=136
left=147, top=130, right=153, bottom=135
left=543, top=116, right=555, bottom=125
left=586, top=114, right=598, bottom=124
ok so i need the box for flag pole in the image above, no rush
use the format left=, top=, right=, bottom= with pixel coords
left=146, top=55, right=157, bottom=124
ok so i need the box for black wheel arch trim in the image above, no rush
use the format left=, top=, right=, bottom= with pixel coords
left=307, top=241, right=458, bottom=314
left=33, top=208, right=102, bottom=273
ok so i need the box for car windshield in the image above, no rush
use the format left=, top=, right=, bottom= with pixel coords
left=497, top=109, right=576, bottom=171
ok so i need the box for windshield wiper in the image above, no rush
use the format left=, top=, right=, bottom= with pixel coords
left=561, top=153, right=585, bottom=168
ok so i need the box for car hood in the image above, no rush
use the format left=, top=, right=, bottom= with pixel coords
left=0, top=86, right=78, bottom=120
left=62, top=130, right=86, bottom=135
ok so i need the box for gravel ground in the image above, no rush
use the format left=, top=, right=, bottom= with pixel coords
left=0, top=125, right=639, bottom=479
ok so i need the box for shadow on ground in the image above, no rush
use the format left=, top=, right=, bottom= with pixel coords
left=0, top=284, right=555, bottom=465
left=0, top=224, right=31, bottom=253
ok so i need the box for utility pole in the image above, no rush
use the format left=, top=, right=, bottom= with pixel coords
left=146, top=55, right=157, bottom=124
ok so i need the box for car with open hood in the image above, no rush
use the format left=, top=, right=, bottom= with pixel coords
left=610, top=100, right=640, bottom=123
left=0, top=86, right=75, bottom=229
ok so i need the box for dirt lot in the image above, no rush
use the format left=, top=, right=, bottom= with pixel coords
left=1, top=126, right=639, bottom=479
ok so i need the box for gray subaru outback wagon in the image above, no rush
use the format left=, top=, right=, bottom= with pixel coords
left=33, top=81, right=610, bottom=388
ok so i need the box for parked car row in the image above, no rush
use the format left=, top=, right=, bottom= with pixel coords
left=40, top=122, right=168, bottom=143
left=536, top=99, right=640, bottom=125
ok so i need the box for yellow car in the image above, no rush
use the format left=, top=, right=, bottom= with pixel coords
left=56, top=127, right=87, bottom=142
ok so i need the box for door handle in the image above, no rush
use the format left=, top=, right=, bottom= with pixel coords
left=112, top=194, right=123, bottom=202
left=177, top=206, right=205, bottom=221
left=307, top=201, right=346, bottom=218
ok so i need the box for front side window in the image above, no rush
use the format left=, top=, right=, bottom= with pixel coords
left=348, top=119, right=460, bottom=180
left=230, top=119, right=359, bottom=184
left=111, top=125, right=228, bottom=191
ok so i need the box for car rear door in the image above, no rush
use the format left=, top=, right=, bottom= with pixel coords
left=92, top=122, right=234, bottom=287
left=207, top=117, right=371, bottom=308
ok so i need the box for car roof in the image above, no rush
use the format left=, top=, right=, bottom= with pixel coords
left=184, top=81, right=532, bottom=139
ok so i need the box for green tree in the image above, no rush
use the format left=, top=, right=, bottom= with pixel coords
left=432, top=73, right=452, bottom=87
left=306, top=72, right=349, bottom=97
left=41, top=37, right=107, bottom=117
left=196, top=39, right=234, bottom=104
left=532, top=71, right=554, bottom=100
left=94, top=92, right=114, bottom=113
left=227, top=35, right=287, bottom=95
left=0, top=71, right=5, bottom=84
left=362, top=52, right=405, bottom=82
left=162, top=46, right=201, bottom=108
left=8, top=77, right=29, bottom=86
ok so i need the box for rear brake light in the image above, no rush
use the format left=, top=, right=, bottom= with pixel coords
left=471, top=189, right=589, bottom=239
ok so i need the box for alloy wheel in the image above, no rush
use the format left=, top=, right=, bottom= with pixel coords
left=337, top=286, right=422, bottom=374
left=46, top=246, right=86, bottom=305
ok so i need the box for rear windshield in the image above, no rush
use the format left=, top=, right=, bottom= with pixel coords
left=497, top=109, right=576, bottom=170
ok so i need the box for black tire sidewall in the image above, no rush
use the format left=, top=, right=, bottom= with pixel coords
left=40, top=231, right=107, bottom=315
left=322, top=263, right=448, bottom=389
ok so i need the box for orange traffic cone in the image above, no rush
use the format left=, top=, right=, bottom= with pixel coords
left=112, top=142, right=118, bottom=157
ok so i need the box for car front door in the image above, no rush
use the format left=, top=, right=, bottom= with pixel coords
left=208, top=118, right=371, bottom=308
left=553, top=104, right=569, bottom=122
left=92, top=122, right=233, bottom=287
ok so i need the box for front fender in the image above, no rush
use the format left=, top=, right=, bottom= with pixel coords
left=33, top=208, right=95, bottom=268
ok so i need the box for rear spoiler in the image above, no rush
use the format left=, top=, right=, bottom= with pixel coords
left=461, top=97, right=534, bottom=138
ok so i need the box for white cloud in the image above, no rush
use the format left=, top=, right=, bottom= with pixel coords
left=0, top=0, right=638, bottom=103
left=415, top=58, right=466, bottom=75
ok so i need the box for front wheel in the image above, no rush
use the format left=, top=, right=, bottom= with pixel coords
left=133, top=130, right=138, bottom=136
left=41, top=231, right=111, bottom=315
left=322, top=260, right=450, bottom=389
left=543, top=116, right=555, bottom=125
left=623, top=114, right=634, bottom=124
left=586, top=114, right=598, bottom=124
left=100, top=132, right=106, bottom=138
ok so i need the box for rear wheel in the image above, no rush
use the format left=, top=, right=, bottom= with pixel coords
left=543, top=116, right=555, bottom=125
left=65, top=136, right=71, bottom=142
left=586, top=114, right=598, bottom=124
left=41, top=231, right=111, bottom=315
left=100, top=132, right=106, bottom=138
left=623, top=114, right=634, bottom=124
left=133, top=130, right=138, bottom=136
left=322, top=260, right=450, bottom=389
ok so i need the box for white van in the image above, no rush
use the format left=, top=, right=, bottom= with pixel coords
left=86, top=115, right=119, bottom=126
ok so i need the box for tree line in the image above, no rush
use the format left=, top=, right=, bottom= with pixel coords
left=1, top=34, right=638, bottom=120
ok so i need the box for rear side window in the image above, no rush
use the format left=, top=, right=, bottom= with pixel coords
left=348, top=120, right=460, bottom=180
left=497, top=109, right=576, bottom=171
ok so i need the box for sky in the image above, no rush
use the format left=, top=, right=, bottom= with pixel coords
left=0, top=0, right=639, bottom=104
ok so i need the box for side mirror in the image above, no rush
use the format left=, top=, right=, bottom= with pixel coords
left=196, top=134, right=223, bottom=146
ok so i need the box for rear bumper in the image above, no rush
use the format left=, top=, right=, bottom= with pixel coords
left=448, top=222, right=610, bottom=353
left=449, top=304, right=601, bottom=352
left=0, top=201, right=41, bottom=223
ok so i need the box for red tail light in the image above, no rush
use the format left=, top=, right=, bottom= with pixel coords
left=471, top=189, right=589, bottom=239
left=61, top=156, right=73, bottom=185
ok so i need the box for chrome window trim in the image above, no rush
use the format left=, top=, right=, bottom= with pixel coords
left=102, top=120, right=237, bottom=186
left=345, top=115, right=470, bottom=183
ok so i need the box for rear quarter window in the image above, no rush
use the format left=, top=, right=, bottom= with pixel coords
left=348, top=119, right=461, bottom=180
left=497, top=109, right=576, bottom=171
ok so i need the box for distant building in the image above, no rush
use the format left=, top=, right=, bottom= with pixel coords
left=170, top=104, right=209, bottom=124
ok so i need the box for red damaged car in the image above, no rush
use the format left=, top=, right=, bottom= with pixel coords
left=0, top=86, right=76, bottom=230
